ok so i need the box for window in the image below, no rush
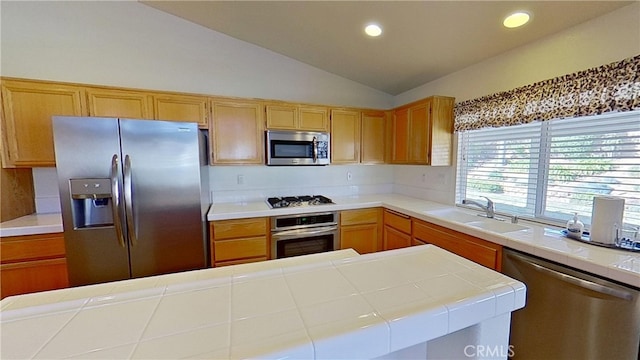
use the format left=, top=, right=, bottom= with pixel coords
left=456, top=110, right=640, bottom=228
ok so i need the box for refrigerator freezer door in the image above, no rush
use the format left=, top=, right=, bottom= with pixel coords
left=119, top=119, right=205, bottom=278
left=53, top=117, right=131, bottom=286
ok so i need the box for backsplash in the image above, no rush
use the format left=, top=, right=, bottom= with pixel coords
left=209, top=165, right=394, bottom=203
left=31, top=165, right=456, bottom=213
left=392, top=165, right=456, bottom=205
left=32, top=168, right=61, bottom=213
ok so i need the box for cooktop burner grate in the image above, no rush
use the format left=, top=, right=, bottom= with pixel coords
left=266, top=195, right=334, bottom=208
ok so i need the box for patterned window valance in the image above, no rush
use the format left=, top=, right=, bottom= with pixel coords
left=454, top=54, right=640, bottom=132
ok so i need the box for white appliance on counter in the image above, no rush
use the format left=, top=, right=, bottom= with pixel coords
left=52, top=116, right=209, bottom=286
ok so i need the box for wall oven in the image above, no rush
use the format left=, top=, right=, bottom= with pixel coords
left=270, top=212, right=339, bottom=259
left=266, top=130, right=330, bottom=166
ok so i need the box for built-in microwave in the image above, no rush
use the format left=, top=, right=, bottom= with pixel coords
left=266, top=130, right=330, bottom=166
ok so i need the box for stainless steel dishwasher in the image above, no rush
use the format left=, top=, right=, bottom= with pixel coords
left=502, top=249, right=640, bottom=359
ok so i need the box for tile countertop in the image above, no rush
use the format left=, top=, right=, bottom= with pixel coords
left=209, top=193, right=640, bottom=288
left=0, top=246, right=525, bottom=359
left=0, top=213, right=63, bottom=237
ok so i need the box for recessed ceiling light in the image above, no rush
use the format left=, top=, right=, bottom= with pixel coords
left=364, top=24, right=382, bottom=37
left=503, top=12, right=530, bottom=28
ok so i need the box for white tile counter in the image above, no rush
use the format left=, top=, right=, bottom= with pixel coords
left=209, top=194, right=640, bottom=288
left=0, top=213, right=63, bottom=237
left=0, top=246, right=525, bottom=359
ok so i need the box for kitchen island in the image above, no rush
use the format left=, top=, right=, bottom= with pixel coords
left=0, top=246, right=525, bottom=359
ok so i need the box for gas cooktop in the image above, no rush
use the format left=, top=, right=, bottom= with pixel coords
left=266, top=195, right=334, bottom=209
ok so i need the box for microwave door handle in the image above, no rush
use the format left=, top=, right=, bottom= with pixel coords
left=312, top=136, right=318, bottom=163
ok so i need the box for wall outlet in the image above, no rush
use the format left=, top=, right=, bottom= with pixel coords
left=237, top=174, right=244, bottom=185
left=347, top=171, right=353, bottom=181
left=421, top=173, right=426, bottom=183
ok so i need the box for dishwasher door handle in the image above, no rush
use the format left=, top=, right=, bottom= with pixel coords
left=507, top=252, right=633, bottom=301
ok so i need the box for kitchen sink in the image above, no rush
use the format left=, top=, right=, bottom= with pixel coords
left=465, top=220, right=528, bottom=234
left=426, top=208, right=484, bottom=223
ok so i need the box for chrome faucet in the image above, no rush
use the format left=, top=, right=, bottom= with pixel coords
left=462, top=196, right=495, bottom=218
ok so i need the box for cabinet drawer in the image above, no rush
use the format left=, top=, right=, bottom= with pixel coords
left=384, top=210, right=411, bottom=234
left=0, top=233, right=65, bottom=263
left=212, top=218, right=267, bottom=240
left=215, top=257, right=268, bottom=268
left=341, top=208, right=380, bottom=226
left=1, top=258, right=69, bottom=298
left=213, top=237, right=267, bottom=262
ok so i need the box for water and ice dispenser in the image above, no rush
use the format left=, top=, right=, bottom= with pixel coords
left=69, top=178, right=114, bottom=229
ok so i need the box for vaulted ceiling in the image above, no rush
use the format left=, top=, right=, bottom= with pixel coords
left=142, top=1, right=633, bottom=95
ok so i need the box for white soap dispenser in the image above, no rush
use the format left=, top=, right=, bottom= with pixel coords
left=566, top=212, right=584, bottom=240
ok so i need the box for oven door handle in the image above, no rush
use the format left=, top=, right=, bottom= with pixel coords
left=272, top=226, right=337, bottom=240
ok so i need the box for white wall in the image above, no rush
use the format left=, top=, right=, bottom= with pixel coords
left=14, top=2, right=640, bottom=210
left=394, top=2, right=640, bottom=106
left=0, top=1, right=392, bottom=109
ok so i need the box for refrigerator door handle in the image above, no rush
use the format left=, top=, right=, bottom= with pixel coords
left=110, top=154, right=126, bottom=248
left=124, top=155, right=138, bottom=246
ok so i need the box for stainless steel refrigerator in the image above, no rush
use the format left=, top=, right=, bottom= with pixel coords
left=52, top=116, right=209, bottom=286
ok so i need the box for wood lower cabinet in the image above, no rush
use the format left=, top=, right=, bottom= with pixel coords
left=412, top=219, right=502, bottom=271
left=383, top=209, right=412, bottom=250
left=1, top=79, right=86, bottom=167
left=210, top=217, right=269, bottom=267
left=340, top=208, right=382, bottom=254
left=210, top=100, right=264, bottom=164
left=0, top=232, right=69, bottom=298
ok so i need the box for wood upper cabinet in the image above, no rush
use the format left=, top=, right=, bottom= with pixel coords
left=412, top=218, right=502, bottom=271
left=210, top=99, right=264, bottom=164
left=153, top=94, right=208, bottom=127
left=331, top=109, right=361, bottom=164
left=265, top=103, right=329, bottom=131
left=429, top=96, right=455, bottom=166
left=299, top=106, right=329, bottom=131
left=0, top=232, right=69, bottom=299
left=86, top=88, right=153, bottom=119
left=360, top=111, right=386, bottom=164
left=1, top=79, right=86, bottom=167
left=391, top=107, right=410, bottom=163
left=340, top=208, right=382, bottom=254
left=210, top=217, right=269, bottom=267
left=383, top=209, right=412, bottom=250
left=390, top=96, right=454, bottom=165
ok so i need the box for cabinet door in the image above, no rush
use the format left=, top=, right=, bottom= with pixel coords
left=429, top=97, right=454, bottom=166
left=408, top=102, right=430, bottom=164
left=265, top=104, right=298, bottom=130
left=1, top=258, right=69, bottom=299
left=391, top=108, right=409, bottom=163
left=1, top=80, right=86, bottom=167
left=413, top=219, right=502, bottom=270
left=331, top=109, right=361, bottom=164
left=211, top=100, right=264, bottom=164
left=383, top=225, right=411, bottom=250
left=299, top=106, right=329, bottom=131
left=361, top=112, right=386, bottom=164
left=153, top=94, right=208, bottom=127
left=341, top=223, right=379, bottom=254
left=87, top=88, right=153, bottom=119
